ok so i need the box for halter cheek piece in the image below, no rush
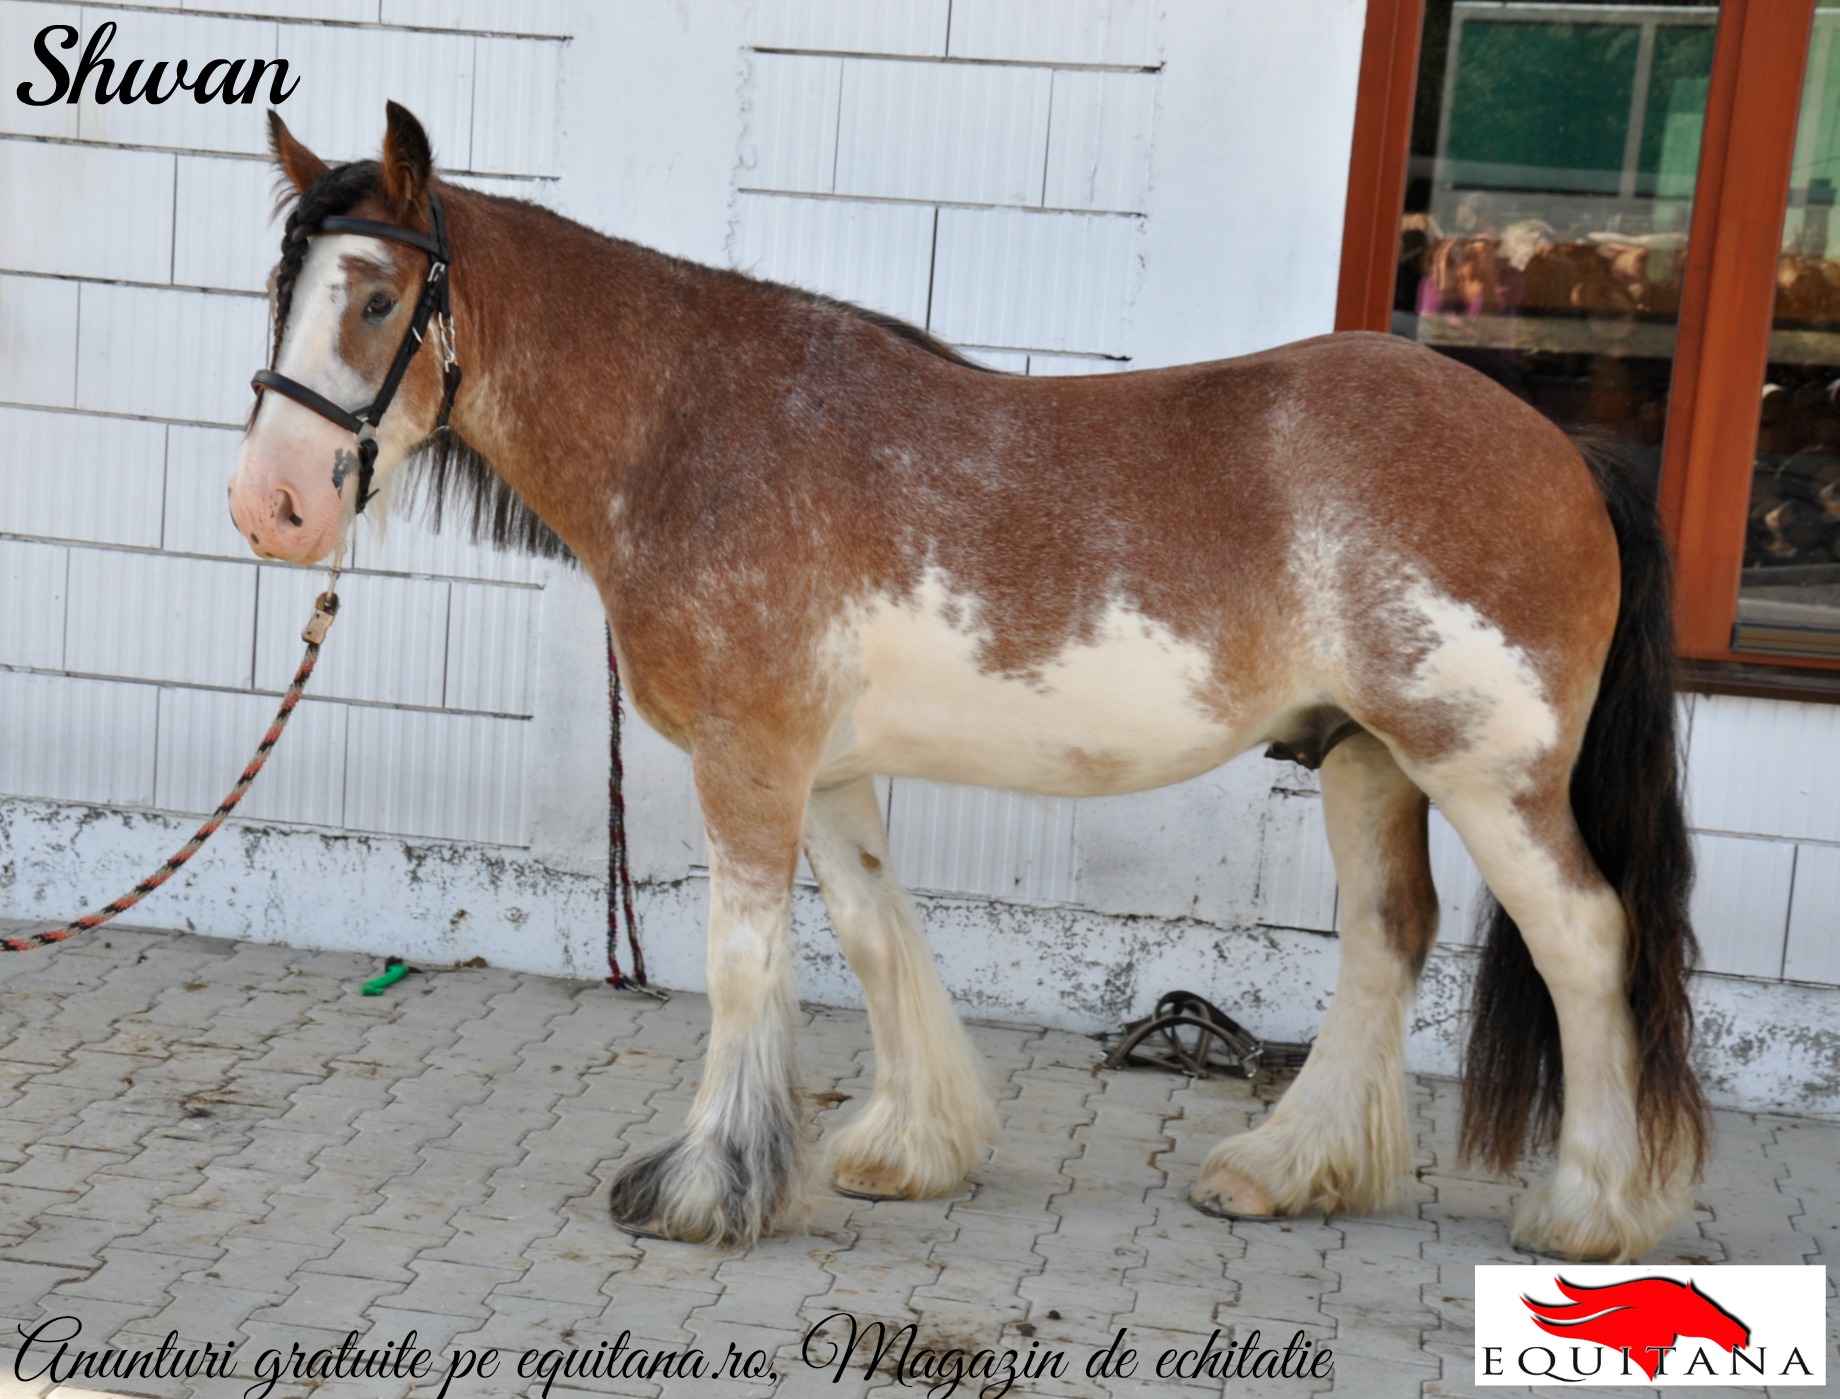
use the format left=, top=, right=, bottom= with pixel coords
left=250, top=190, right=461, bottom=515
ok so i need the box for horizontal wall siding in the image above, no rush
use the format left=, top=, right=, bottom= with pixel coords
left=0, top=275, right=79, bottom=406
left=1042, top=71, right=1158, bottom=213
left=931, top=205, right=1141, bottom=355
left=0, top=672, right=157, bottom=807
left=343, top=706, right=526, bottom=845
left=72, top=9, right=277, bottom=154
left=75, top=283, right=268, bottom=423
left=155, top=687, right=347, bottom=827
left=445, top=582, right=538, bottom=717
left=381, top=0, right=570, bottom=36
left=64, top=548, right=256, bottom=689
left=834, top=59, right=1053, bottom=206
left=0, top=140, right=174, bottom=283
left=173, top=155, right=278, bottom=294
left=946, top=0, right=1162, bottom=68
left=1, top=0, right=563, bottom=854
left=353, top=508, right=542, bottom=585
left=162, top=424, right=251, bottom=560
left=1687, top=695, right=1840, bottom=843
left=0, top=540, right=69, bottom=672
left=255, top=566, right=449, bottom=709
left=1785, top=844, right=1840, bottom=984
left=731, top=193, right=935, bottom=327
left=1256, top=789, right=1338, bottom=933
left=1690, top=833, right=1797, bottom=980
left=736, top=15, right=1153, bottom=381
left=887, top=781, right=1078, bottom=904
left=0, top=407, right=166, bottom=547
left=750, top=0, right=950, bottom=58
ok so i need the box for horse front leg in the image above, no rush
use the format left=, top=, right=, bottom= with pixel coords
left=1193, top=734, right=1435, bottom=1218
left=803, top=777, right=996, bottom=1200
left=607, top=753, right=809, bottom=1246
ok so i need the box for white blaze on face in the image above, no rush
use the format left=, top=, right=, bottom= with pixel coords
left=228, top=235, right=389, bottom=563
left=828, top=570, right=1239, bottom=795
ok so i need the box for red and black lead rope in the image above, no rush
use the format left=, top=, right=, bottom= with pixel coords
left=6, top=594, right=649, bottom=994
left=604, top=625, right=646, bottom=989
left=3, top=590, right=342, bottom=954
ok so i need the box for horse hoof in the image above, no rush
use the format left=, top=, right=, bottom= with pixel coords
left=1190, top=1165, right=1280, bottom=1220
left=1512, top=1238, right=1602, bottom=1263
left=831, top=1164, right=911, bottom=1201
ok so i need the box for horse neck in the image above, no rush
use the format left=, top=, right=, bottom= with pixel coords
left=441, top=188, right=729, bottom=556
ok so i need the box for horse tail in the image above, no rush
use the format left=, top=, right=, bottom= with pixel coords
left=1460, top=435, right=1709, bottom=1181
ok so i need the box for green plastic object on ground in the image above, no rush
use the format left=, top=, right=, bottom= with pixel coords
left=361, top=957, right=409, bottom=996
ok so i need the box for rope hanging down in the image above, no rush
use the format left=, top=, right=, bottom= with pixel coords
left=7, top=583, right=649, bottom=995
left=604, top=625, right=647, bottom=989
left=3, top=589, right=342, bottom=954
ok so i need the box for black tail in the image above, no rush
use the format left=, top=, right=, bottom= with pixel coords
left=1460, top=437, right=1710, bottom=1181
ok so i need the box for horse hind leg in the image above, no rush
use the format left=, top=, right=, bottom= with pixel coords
left=802, top=776, right=996, bottom=1200
left=1192, top=732, right=1435, bottom=1219
left=1428, top=771, right=1693, bottom=1262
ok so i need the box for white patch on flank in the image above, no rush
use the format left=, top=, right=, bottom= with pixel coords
left=821, top=570, right=1242, bottom=795
left=1401, top=577, right=1558, bottom=778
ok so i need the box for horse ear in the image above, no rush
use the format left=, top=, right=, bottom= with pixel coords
left=268, top=110, right=328, bottom=194
left=380, top=101, right=434, bottom=217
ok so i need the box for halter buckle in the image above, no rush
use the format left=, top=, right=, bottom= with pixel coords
left=434, top=313, right=459, bottom=373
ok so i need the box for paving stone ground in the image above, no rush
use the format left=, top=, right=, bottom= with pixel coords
left=0, top=922, right=1831, bottom=1399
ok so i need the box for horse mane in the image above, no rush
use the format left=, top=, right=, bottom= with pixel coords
left=264, top=166, right=994, bottom=563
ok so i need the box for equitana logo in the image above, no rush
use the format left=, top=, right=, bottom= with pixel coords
left=1474, top=1265, right=1827, bottom=1386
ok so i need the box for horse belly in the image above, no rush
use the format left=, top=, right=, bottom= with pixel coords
left=827, top=581, right=1247, bottom=796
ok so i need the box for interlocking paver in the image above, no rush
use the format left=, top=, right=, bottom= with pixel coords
left=0, top=923, right=1832, bottom=1399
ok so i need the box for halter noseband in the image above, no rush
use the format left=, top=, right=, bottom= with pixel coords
left=251, top=190, right=461, bottom=515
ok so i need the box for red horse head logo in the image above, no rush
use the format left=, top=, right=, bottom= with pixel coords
left=1522, top=1275, right=1751, bottom=1380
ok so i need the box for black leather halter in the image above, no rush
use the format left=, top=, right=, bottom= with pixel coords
left=251, top=190, right=461, bottom=515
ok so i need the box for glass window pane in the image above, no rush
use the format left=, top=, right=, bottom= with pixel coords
left=1396, top=1, right=1719, bottom=493
left=1735, top=8, right=1840, bottom=657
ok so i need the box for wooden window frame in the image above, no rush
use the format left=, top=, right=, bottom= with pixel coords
left=1337, top=0, right=1840, bottom=697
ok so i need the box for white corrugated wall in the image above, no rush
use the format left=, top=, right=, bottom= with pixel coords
left=2, top=0, right=1836, bottom=1113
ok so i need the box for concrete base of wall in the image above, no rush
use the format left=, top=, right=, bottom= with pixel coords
left=6, top=796, right=1836, bottom=1117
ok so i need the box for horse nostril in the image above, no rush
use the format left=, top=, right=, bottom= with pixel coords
left=273, top=488, right=306, bottom=531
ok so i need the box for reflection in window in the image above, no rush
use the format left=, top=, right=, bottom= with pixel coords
left=1394, top=1, right=1718, bottom=493
left=1737, top=9, right=1840, bottom=656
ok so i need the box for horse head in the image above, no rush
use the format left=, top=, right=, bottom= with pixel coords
left=229, top=102, right=451, bottom=563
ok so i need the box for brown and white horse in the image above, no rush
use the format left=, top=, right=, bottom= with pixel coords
left=230, top=106, right=1709, bottom=1262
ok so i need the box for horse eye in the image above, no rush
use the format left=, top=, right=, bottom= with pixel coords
left=363, top=293, right=397, bottom=322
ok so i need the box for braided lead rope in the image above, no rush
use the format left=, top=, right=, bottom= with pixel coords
left=604, top=623, right=651, bottom=992
left=3, top=588, right=342, bottom=954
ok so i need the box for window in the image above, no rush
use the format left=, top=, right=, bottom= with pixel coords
left=1339, top=0, right=1840, bottom=693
